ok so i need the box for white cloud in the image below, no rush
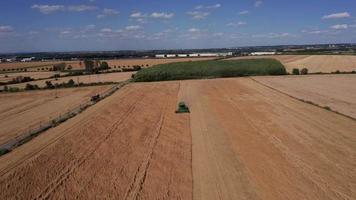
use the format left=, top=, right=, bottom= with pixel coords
left=227, top=21, right=247, bottom=26
left=125, top=25, right=142, bottom=31
left=67, top=5, right=98, bottom=12
left=207, top=4, right=222, bottom=9
left=96, top=15, right=105, bottom=19
left=31, top=4, right=65, bottom=14
left=188, top=4, right=220, bottom=20
left=135, top=18, right=147, bottom=23
left=100, top=28, right=113, bottom=33
left=187, top=11, right=210, bottom=20
left=61, top=30, right=72, bottom=34
left=29, top=31, right=39, bottom=35
left=195, top=4, right=221, bottom=10
left=254, top=1, right=263, bottom=8
left=130, top=12, right=145, bottom=18
left=213, top=32, right=224, bottom=37
left=305, top=30, right=323, bottom=34
left=239, top=10, right=249, bottom=15
left=322, top=12, right=351, bottom=20
left=253, top=32, right=294, bottom=38
left=97, top=8, right=119, bottom=19
left=330, top=24, right=348, bottom=30
left=188, top=28, right=200, bottom=33
left=130, top=11, right=174, bottom=22
left=103, top=8, right=119, bottom=15
left=150, top=12, right=174, bottom=19
left=147, top=29, right=174, bottom=40
left=0, top=26, right=14, bottom=33
left=31, top=4, right=97, bottom=14
left=130, top=12, right=148, bottom=23
left=86, top=25, right=96, bottom=29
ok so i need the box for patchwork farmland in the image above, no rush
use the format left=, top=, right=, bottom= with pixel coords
left=2, top=0, right=356, bottom=199
left=0, top=57, right=215, bottom=72
left=0, top=58, right=355, bottom=200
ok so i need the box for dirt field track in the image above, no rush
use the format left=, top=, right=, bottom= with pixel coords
left=228, top=55, right=356, bottom=73
left=1, top=72, right=133, bottom=90
left=0, top=85, right=112, bottom=145
left=0, top=77, right=355, bottom=199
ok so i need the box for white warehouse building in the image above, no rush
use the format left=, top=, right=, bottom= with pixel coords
left=250, top=52, right=276, bottom=56
left=155, top=52, right=233, bottom=58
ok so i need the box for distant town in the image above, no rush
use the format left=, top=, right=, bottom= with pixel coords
left=0, top=43, right=355, bottom=63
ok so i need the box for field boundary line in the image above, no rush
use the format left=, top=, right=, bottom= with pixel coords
left=249, top=76, right=356, bottom=121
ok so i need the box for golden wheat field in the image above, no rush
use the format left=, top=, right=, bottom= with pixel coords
left=1, top=76, right=356, bottom=199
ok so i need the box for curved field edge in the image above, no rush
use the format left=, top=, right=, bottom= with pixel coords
left=133, top=58, right=287, bottom=82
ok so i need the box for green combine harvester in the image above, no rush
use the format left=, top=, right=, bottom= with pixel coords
left=176, top=101, right=190, bottom=113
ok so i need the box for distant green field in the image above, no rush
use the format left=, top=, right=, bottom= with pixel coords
left=133, top=58, right=287, bottom=82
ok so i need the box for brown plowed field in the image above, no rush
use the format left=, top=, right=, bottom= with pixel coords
left=0, top=82, right=192, bottom=199
left=228, top=55, right=356, bottom=73
left=254, top=74, right=356, bottom=119
left=1, top=72, right=133, bottom=90
left=0, top=85, right=112, bottom=145
left=1, top=78, right=356, bottom=199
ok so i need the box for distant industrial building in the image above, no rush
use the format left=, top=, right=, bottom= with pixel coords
left=250, top=52, right=276, bottom=56
left=155, top=52, right=233, bottom=58
left=21, top=57, right=35, bottom=62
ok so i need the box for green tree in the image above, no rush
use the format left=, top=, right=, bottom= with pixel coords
left=292, top=68, right=300, bottom=75
left=45, top=81, right=54, bottom=89
left=95, top=60, right=101, bottom=68
left=25, top=84, right=39, bottom=90
left=53, top=63, right=66, bottom=71
left=100, top=61, right=109, bottom=70
left=84, top=60, right=95, bottom=72
left=300, top=68, right=308, bottom=75
left=133, top=65, right=142, bottom=71
left=67, top=79, right=75, bottom=87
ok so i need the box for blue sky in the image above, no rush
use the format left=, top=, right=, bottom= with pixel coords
left=0, top=0, right=356, bottom=52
